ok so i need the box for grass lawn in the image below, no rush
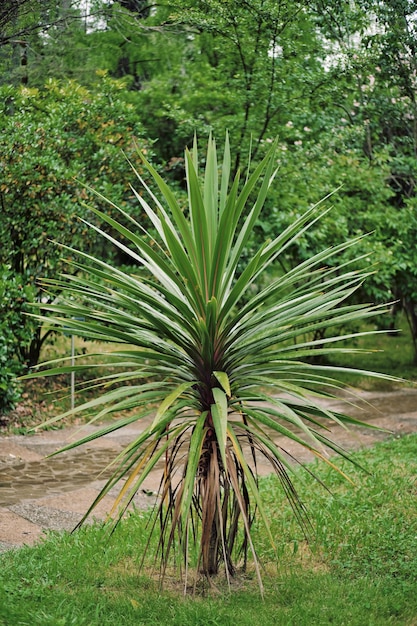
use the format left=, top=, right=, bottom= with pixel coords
left=1, top=433, right=417, bottom=625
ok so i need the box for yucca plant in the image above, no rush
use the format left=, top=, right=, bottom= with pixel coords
left=33, top=135, right=393, bottom=591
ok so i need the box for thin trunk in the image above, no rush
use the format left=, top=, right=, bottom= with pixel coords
left=200, top=438, right=221, bottom=576
left=206, top=516, right=220, bottom=576
left=403, top=300, right=417, bottom=365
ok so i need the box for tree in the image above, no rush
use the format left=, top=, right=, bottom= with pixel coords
left=32, top=136, right=395, bottom=589
left=0, top=75, right=151, bottom=368
left=0, top=1, right=156, bottom=87
left=130, top=0, right=330, bottom=173
left=306, top=0, right=417, bottom=360
left=0, top=1, right=85, bottom=85
left=0, top=264, right=36, bottom=413
left=0, top=1, right=47, bottom=47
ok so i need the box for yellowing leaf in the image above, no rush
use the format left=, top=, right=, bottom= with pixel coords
left=151, top=381, right=193, bottom=430
left=213, top=370, right=231, bottom=397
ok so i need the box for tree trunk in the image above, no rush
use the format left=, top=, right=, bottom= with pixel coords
left=200, top=438, right=221, bottom=576
left=403, top=300, right=417, bottom=365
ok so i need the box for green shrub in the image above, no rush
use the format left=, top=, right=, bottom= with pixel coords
left=0, top=265, right=37, bottom=412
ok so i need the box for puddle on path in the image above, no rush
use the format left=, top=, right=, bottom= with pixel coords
left=0, top=448, right=121, bottom=506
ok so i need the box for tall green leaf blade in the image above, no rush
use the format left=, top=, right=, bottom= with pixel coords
left=204, top=133, right=219, bottom=258
left=226, top=141, right=278, bottom=275
left=136, top=150, right=199, bottom=267
left=219, top=132, right=231, bottom=216
left=151, top=381, right=195, bottom=430
left=185, top=149, right=211, bottom=299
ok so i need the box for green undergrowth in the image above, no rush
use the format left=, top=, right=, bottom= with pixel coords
left=1, top=433, right=417, bottom=625
left=1, top=337, right=142, bottom=433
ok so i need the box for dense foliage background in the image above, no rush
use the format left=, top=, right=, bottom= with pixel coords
left=1, top=0, right=417, bottom=412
